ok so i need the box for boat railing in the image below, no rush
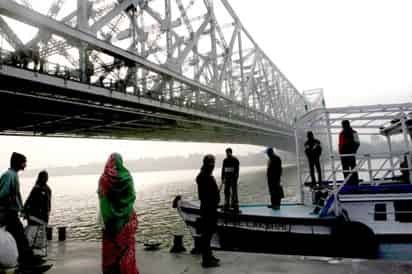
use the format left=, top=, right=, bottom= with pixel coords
left=301, top=151, right=410, bottom=188
left=295, top=104, right=412, bottom=219
left=301, top=151, right=411, bottom=211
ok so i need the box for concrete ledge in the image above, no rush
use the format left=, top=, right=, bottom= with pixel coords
left=44, top=241, right=412, bottom=274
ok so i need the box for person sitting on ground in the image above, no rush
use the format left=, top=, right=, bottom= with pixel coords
left=0, top=152, right=44, bottom=266
left=23, top=171, right=52, bottom=225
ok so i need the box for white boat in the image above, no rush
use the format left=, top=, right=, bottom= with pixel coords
left=174, top=103, right=412, bottom=258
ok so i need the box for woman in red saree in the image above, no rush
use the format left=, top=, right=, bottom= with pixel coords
left=98, top=153, right=139, bottom=274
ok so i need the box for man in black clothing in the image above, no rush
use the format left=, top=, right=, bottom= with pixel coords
left=339, top=120, right=360, bottom=185
left=221, top=148, right=240, bottom=212
left=304, top=131, right=322, bottom=186
left=400, top=154, right=411, bottom=183
left=266, top=148, right=284, bottom=209
left=196, top=154, right=220, bottom=268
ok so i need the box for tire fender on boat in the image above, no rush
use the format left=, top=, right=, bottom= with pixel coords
left=331, top=221, right=379, bottom=258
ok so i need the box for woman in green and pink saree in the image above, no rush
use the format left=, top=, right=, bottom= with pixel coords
left=98, top=153, right=139, bottom=274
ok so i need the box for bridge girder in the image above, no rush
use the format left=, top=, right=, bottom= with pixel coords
left=0, top=0, right=320, bottom=150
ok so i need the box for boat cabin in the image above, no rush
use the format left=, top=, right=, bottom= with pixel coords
left=295, top=103, right=412, bottom=238
left=176, top=103, right=412, bottom=258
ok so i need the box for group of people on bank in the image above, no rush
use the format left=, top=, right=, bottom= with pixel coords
left=0, top=119, right=396, bottom=272
left=0, top=153, right=51, bottom=268
left=0, top=152, right=138, bottom=273
left=0, top=146, right=283, bottom=271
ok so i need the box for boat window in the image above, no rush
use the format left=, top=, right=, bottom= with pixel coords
left=374, top=204, right=387, bottom=221
left=394, top=200, right=412, bottom=222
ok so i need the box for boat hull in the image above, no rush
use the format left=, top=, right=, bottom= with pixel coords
left=176, top=199, right=357, bottom=257
left=216, top=225, right=335, bottom=256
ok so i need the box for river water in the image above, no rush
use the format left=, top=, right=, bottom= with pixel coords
left=19, top=166, right=299, bottom=248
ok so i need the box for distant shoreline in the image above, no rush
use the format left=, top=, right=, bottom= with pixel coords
left=20, top=153, right=296, bottom=178
left=21, top=164, right=296, bottom=179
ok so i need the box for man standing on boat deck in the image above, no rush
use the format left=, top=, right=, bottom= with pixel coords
left=0, top=152, right=44, bottom=267
left=222, top=148, right=240, bottom=212
left=304, top=131, right=322, bottom=186
left=196, top=154, right=220, bottom=268
left=339, top=120, right=360, bottom=185
left=266, top=148, right=284, bottom=209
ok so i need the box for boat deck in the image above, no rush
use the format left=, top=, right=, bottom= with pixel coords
left=179, top=200, right=336, bottom=226
left=238, top=204, right=318, bottom=219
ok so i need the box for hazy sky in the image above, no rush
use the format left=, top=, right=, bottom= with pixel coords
left=231, top=0, right=412, bottom=107
left=1, top=0, right=412, bottom=170
left=0, top=136, right=264, bottom=170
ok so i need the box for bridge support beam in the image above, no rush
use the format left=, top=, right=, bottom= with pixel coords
left=77, top=0, right=90, bottom=83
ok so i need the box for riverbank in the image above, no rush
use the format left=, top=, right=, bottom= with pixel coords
left=45, top=242, right=412, bottom=274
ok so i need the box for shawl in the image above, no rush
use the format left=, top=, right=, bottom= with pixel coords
left=98, top=153, right=135, bottom=236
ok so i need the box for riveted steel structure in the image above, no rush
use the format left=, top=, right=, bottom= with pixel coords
left=0, top=0, right=318, bottom=151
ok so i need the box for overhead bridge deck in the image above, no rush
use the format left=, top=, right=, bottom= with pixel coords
left=0, top=65, right=296, bottom=149
left=0, top=0, right=321, bottom=151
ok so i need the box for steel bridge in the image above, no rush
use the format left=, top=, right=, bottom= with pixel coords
left=0, top=0, right=320, bottom=151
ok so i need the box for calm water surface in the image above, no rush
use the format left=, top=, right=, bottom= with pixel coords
left=20, top=166, right=299, bottom=247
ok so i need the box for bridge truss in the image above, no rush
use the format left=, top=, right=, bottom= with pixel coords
left=0, top=0, right=316, bottom=150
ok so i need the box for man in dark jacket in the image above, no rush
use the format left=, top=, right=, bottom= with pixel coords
left=196, top=154, right=220, bottom=268
left=266, top=148, right=283, bottom=209
left=339, top=120, right=360, bottom=185
left=221, top=148, right=240, bottom=212
left=304, top=131, right=322, bottom=186
left=0, top=152, right=44, bottom=266
left=400, top=154, right=410, bottom=183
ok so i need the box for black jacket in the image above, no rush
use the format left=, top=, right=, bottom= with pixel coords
left=23, top=184, right=52, bottom=223
left=304, top=138, right=322, bottom=159
left=196, top=168, right=220, bottom=213
left=267, top=155, right=282, bottom=185
left=221, top=156, right=239, bottom=181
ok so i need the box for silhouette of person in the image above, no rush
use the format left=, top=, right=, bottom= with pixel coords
left=304, top=131, right=322, bottom=186
left=400, top=154, right=411, bottom=183
left=221, top=148, right=240, bottom=212
left=196, top=154, right=220, bottom=268
left=98, top=153, right=139, bottom=274
left=266, top=148, right=284, bottom=209
left=23, top=170, right=52, bottom=225
left=339, top=120, right=360, bottom=185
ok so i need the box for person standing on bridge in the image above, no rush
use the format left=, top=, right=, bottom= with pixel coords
left=0, top=152, right=45, bottom=266
left=98, top=153, right=139, bottom=274
left=339, top=120, right=360, bottom=185
left=196, top=154, right=220, bottom=268
left=304, top=131, right=322, bottom=186
left=222, top=148, right=240, bottom=213
left=266, top=148, right=284, bottom=210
